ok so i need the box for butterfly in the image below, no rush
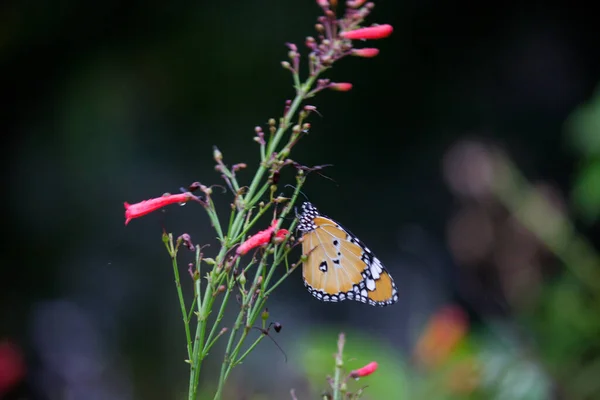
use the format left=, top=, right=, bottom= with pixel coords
left=297, top=202, right=398, bottom=306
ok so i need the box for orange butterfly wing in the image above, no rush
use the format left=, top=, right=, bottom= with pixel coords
left=298, top=203, right=398, bottom=306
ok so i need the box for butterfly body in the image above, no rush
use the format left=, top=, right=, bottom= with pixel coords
left=297, top=202, right=398, bottom=306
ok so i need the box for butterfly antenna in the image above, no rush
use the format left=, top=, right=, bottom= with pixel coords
left=283, top=184, right=309, bottom=202
left=252, top=326, right=288, bottom=362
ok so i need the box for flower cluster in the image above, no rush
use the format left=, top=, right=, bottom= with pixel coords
left=282, top=0, right=393, bottom=96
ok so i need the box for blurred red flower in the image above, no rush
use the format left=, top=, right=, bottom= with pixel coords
left=349, top=361, right=378, bottom=379
left=329, top=82, right=353, bottom=92
left=352, top=48, right=380, bottom=58
left=414, top=305, right=468, bottom=368
left=0, top=340, right=25, bottom=396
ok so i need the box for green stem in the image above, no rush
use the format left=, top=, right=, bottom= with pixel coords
left=173, top=257, right=193, bottom=360
left=332, top=333, right=345, bottom=400
left=213, top=302, right=248, bottom=400
left=203, top=276, right=234, bottom=356
left=189, top=248, right=228, bottom=400
left=228, top=75, right=318, bottom=240
left=234, top=335, right=266, bottom=365
left=166, top=237, right=193, bottom=361
left=206, top=199, right=225, bottom=242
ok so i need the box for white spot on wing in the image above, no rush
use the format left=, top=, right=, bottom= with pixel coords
left=366, top=278, right=375, bottom=291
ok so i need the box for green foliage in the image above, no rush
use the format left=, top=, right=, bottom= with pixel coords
left=571, top=159, right=600, bottom=224
left=567, top=86, right=600, bottom=224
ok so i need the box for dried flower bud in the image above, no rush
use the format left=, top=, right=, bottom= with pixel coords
left=188, top=182, right=201, bottom=192
left=274, top=322, right=282, bottom=333
left=271, top=170, right=280, bottom=185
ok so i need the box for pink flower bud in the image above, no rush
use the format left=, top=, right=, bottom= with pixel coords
left=351, top=48, right=380, bottom=58
left=349, top=361, right=378, bottom=379
left=341, top=24, right=393, bottom=40
left=329, top=82, right=353, bottom=92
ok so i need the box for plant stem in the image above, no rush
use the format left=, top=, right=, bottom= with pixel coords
left=228, top=75, right=318, bottom=241
left=171, top=253, right=193, bottom=360
left=333, top=333, right=346, bottom=400
left=189, top=247, right=228, bottom=400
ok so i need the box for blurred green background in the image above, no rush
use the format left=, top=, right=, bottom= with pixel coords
left=2, top=1, right=600, bottom=399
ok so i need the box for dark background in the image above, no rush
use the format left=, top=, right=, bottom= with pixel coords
left=2, top=1, right=599, bottom=399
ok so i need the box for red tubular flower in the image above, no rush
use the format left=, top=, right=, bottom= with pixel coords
left=341, top=24, right=394, bottom=40
left=349, top=361, right=378, bottom=379
left=124, top=193, right=194, bottom=225
left=329, top=82, right=353, bottom=92
left=236, top=220, right=289, bottom=255
left=352, top=48, right=380, bottom=58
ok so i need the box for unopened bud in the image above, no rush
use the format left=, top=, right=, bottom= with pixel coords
left=213, top=146, right=223, bottom=162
